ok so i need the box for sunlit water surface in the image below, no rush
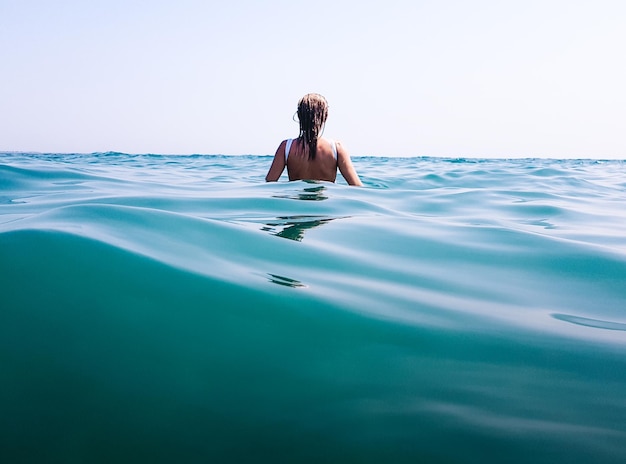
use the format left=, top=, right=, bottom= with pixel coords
left=1, top=153, right=625, bottom=463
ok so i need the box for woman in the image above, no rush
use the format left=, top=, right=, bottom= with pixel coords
left=265, top=93, right=362, bottom=186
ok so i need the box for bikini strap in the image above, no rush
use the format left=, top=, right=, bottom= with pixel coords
left=285, top=139, right=293, bottom=161
left=330, top=140, right=337, bottom=160
left=286, top=138, right=336, bottom=160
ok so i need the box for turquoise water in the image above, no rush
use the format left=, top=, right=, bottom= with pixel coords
left=1, top=152, right=626, bottom=463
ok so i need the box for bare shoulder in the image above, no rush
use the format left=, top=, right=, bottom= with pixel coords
left=274, top=139, right=289, bottom=159
left=266, top=140, right=288, bottom=182
left=335, top=140, right=362, bottom=186
left=335, top=140, right=350, bottom=159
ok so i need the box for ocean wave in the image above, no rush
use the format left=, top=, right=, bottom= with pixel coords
left=2, top=154, right=626, bottom=463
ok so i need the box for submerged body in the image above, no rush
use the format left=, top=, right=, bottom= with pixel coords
left=3, top=153, right=626, bottom=463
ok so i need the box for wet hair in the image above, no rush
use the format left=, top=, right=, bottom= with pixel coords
left=297, top=93, right=328, bottom=160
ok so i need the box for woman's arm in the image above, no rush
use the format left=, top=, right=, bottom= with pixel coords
left=265, top=141, right=286, bottom=182
left=337, top=142, right=363, bottom=186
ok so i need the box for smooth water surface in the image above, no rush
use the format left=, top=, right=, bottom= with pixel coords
left=1, top=153, right=626, bottom=463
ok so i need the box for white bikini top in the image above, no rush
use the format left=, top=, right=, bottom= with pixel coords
left=285, top=138, right=337, bottom=161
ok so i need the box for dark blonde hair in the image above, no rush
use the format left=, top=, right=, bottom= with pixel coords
left=297, top=93, right=328, bottom=160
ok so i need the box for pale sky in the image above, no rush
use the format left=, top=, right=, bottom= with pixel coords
left=1, top=0, right=625, bottom=158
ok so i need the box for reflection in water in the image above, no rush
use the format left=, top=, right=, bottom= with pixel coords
left=262, top=215, right=337, bottom=242
left=272, top=182, right=328, bottom=201
left=267, top=274, right=306, bottom=288
left=552, top=313, right=626, bottom=331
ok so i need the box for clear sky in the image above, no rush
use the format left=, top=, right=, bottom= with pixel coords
left=1, top=0, right=625, bottom=158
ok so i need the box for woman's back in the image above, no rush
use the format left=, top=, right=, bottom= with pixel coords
left=285, top=137, right=338, bottom=182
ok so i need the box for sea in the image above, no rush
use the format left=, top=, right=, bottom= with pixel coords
left=1, top=152, right=625, bottom=463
